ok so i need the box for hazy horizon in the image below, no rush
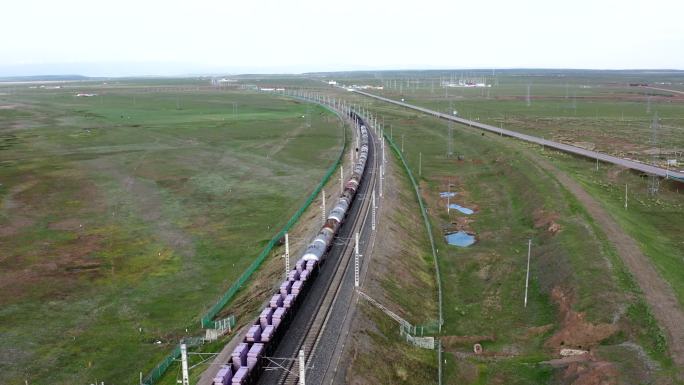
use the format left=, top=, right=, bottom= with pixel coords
left=2, top=0, right=683, bottom=77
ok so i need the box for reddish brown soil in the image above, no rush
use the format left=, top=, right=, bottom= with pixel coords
left=0, top=234, right=104, bottom=305
left=545, top=287, right=618, bottom=351
left=564, top=359, right=619, bottom=385
left=531, top=155, right=684, bottom=375
left=533, top=209, right=562, bottom=235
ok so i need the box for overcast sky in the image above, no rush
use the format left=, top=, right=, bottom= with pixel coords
left=2, top=0, right=683, bottom=76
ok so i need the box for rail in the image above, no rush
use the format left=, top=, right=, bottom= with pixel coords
left=141, top=95, right=349, bottom=385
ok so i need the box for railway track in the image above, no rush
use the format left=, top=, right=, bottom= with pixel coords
left=277, top=115, right=377, bottom=385
left=255, top=112, right=377, bottom=385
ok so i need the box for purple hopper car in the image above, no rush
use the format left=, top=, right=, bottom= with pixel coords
left=213, top=365, right=232, bottom=385
left=246, top=324, right=262, bottom=343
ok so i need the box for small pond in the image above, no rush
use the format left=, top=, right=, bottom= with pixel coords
left=448, top=204, right=474, bottom=215
left=445, top=231, right=476, bottom=247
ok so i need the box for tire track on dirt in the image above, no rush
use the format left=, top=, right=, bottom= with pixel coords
left=530, top=154, right=684, bottom=375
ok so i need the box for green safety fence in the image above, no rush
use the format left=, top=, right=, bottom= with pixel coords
left=142, top=337, right=204, bottom=385
left=199, top=100, right=347, bottom=328
left=383, top=132, right=444, bottom=333
left=141, top=99, right=348, bottom=385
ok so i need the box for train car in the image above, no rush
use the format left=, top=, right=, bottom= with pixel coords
left=216, top=109, right=371, bottom=385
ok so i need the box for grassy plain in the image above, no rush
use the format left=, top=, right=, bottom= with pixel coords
left=362, top=100, right=678, bottom=384
left=342, top=70, right=684, bottom=164
left=0, top=82, right=342, bottom=384
left=252, top=72, right=684, bottom=383
left=337, top=70, right=684, bottom=313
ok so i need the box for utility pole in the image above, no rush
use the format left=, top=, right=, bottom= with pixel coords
left=354, top=232, right=360, bottom=287
left=624, top=184, right=628, bottom=210
left=372, top=189, right=376, bottom=231
left=340, top=166, right=344, bottom=193
left=648, top=113, right=660, bottom=196
left=180, top=343, right=189, bottom=385
left=401, top=134, right=405, bottom=153
left=524, top=239, right=531, bottom=308
left=447, top=122, right=453, bottom=158
left=419, top=152, right=422, bottom=177
left=298, top=349, right=306, bottom=385
left=321, top=189, right=326, bottom=224
left=379, top=161, right=383, bottom=198
left=447, top=182, right=451, bottom=214
left=438, top=339, right=443, bottom=385
left=285, top=232, right=290, bottom=277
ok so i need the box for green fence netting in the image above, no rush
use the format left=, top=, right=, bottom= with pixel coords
left=199, top=101, right=347, bottom=328
left=383, top=131, right=444, bottom=333
left=141, top=99, right=347, bottom=385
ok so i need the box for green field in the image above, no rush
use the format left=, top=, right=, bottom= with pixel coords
left=360, top=100, right=679, bottom=383
left=0, top=82, right=343, bottom=384
left=331, top=71, right=684, bottom=312
left=334, top=70, right=684, bottom=165
left=244, top=72, right=684, bottom=384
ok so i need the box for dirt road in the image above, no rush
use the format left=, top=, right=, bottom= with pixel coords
left=532, top=156, right=684, bottom=375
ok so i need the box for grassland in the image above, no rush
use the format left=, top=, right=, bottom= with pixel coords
left=340, top=71, right=684, bottom=165
left=0, top=82, right=343, bottom=384
left=242, top=72, right=684, bottom=384
left=328, top=85, right=680, bottom=383
left=338, top=71, right=684, bottom=314
left=342, top=135, right=439, bottom=384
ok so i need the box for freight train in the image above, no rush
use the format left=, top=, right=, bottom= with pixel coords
left=212, top=111, right=370, bottom=385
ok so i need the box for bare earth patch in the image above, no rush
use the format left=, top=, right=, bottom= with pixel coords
left=546, top=287, right=618, bottom=351
left=533, top=208, right=562, bottom=235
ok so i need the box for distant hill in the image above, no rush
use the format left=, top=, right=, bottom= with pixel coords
left=0, top=74, right=90, bottom=82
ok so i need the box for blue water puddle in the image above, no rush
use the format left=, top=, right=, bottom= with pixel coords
left=448, top=204, right=474, bottom=215
left=440, top=191, right=457, bottom=198
left=445, top=231, right=476, bottom=247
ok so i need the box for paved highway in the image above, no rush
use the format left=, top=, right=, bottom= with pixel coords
left=353, top=90, right=684, bottom=181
